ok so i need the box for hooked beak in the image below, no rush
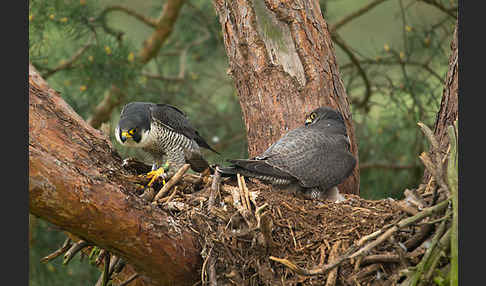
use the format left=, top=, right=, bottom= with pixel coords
left=120, top=131, right=132, bottom=143
left=305, top=118, right=312, bottom=125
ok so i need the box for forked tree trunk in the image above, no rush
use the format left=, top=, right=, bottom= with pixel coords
left=28, top=64, right=201, bottom=286
left=423, top=23, right=458, bottom=183
left=212, top=0, right=360, bottom=195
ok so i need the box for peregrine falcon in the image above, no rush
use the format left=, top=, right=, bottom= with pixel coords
left=115, top=102, right=218, bottom=185
left=218, top=106, right=356, bottom=202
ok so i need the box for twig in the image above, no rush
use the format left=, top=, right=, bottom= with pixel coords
left=287, top=219, right=297, bottom=249
left=332, top=33, right=372, bottom=111
left=325, top=241, right=342, bottom=286
left=41, top=237, right=72, bottom=263
left=118, top=273, right=139, bottom=286
left=419, top=0, right=457, bottom=19
left=447, top=121, right=458, bottom=286
left=404, top=224, right=433, bottom=251
left=269, top=247, right=352, bottom=277
left=361, top=253, right=401, bottom=265
left=409, top=210, right=449, bottom=286
left=95, top=249, right=106, bottom=266
left=98, top=5, right=157, bottom=28
left=208, top=252, right=217, bottom=286
left=161, top=186, right=179, bottom=204
left=209, top=169, right=222, bottom=209
left=341, top=59, right=444, bottom=83
left=43, top=41, right=92, bottom=79
left=395, top=200, right=419, bottom=216
left=153, top=164, right=190, bottom=202
left=424, top=228, right=452, bottom=282
left=108, top=255, right=120, bottom=276
left=330, top=0, right=390, bottom=32
left=101, top=252, right=111, bottom=286
left=350, top=199, right=450, bottom=259
left=63, top=240, right=90, bottom=265
left=138, top=0, right=186, bottom=64
left=347, top=264, right=381, bottom=284
left=87, top=84, right=127, bottom=129
left=236, top=174, right=251, bottom=212
left=139, top=186, right=155, bottom=201
left=229, top=185, right=255, bottom=228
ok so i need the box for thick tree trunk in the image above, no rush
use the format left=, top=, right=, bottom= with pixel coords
left=28, top=64, right=201, bottom=286
left=423, top=23, right=458, bottom=183
left=212, top=0, right=359, bottom=195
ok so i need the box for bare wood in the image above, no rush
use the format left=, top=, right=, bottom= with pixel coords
left=325, top=241, right=342, bottom=286
left=95, top=249, right=107, bottom=266
left=422, top=23, right=458, bottom=183
left=153, top=164, right=191, bottom=202
left=119, top=273, right=140, bottom=286
left=361, top=253, right=401, bottom=265
left=209, top=169, right=222, bottom=208
left=40, top=237, right=72, bottom=263
left=212, top=0, right=359, bottom=195
left=395, top=200, right=419, bottom=216
left=63, top=240, right=90, bottom=265
left=350, top=199, right=449, bottom=259
left=29, top=63, right=201, bottom=286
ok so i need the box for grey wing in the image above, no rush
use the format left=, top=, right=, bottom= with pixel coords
left=149, top=104, right=218, bottom=153
left=149, top=103, right=194, bottom=136
left=226, top=158, right=297, bottom=180
left=264, top=129, right=356, bottom=189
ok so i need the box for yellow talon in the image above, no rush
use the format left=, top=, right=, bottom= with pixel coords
left=146, top=167, right=166, bottom=186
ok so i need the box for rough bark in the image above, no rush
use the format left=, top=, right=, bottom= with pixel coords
left=212, top=0, right=359, bottom=195
left=29, top=63, right=201, bottom=286
left=423, top=23, right=458, bottom=183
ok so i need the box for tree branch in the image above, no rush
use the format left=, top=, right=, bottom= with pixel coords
left=29, top=63, right=201, bottom=286
left=86, top=84, right=127, bottom=128
left=42, top=40, right=92, bottom=79
left=332, top=33, right=372, bottom=110
left=139, top=0, right=186, bottom=64
left=87, top=0, right=186, bottom=129
left=99, top=5, right=158, bottom=28
left=329, top=0, right=390, bottom=32
left=419, top=0, right=457, bottom=19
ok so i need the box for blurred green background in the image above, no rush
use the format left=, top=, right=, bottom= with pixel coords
left=29, top=0, right=457, bottom=284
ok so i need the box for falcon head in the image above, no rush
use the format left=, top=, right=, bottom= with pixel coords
left=305, top=106, right=345, bottom=126
left=115, top=102, right=152, bottom=148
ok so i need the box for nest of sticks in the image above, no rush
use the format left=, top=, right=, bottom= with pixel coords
left=126, top=122, right=457, bottom=286
left=47, top=122, right=457, bottom=286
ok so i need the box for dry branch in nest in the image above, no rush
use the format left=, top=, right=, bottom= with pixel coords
left=38, top=118, right=457, bottom=286
left=106, top=118, right=455, bottom=286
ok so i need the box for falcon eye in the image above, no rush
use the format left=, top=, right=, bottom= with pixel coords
left=310, top=113, right=316, bottom=120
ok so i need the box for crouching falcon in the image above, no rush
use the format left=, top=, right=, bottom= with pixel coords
left=218, top=106, right=356, bottom=202
left=115, top=102, right=218, bottom=185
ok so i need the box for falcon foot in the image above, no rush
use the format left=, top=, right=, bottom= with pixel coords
left=145, top=167, right=168, bottom=187
left=301, top=186, right=346, bottom=203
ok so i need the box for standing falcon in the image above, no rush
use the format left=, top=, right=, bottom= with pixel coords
left=115, top=102, right=218, bottom=185
left=218, top=106, right=356, bottom=202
